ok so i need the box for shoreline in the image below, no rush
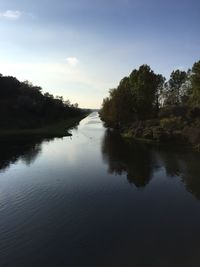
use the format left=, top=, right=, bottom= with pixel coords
left=0, top=113, right=88, bottom=138
left=122, top=130, right=200, bottom=152
left=103, top=124, right=200, bottom=152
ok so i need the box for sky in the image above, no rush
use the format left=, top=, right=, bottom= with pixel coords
left=0, top=0, right=199, bottom=108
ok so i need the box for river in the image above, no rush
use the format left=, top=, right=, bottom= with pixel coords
left=1, top=112, right=200, bottom=267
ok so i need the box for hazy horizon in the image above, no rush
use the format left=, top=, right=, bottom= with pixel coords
left=0, top=0, right=199, bottom=108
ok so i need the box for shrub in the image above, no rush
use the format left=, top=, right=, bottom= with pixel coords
left=160, top=116, right=184, bottom=131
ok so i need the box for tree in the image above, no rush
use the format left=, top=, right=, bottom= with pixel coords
left=100, top=64, right=164, bottom=125
left=153, top=74, right=165, bottom=112
left=164, top=70, right=187, bottom=105
left=113, top=77, right=135, bottom=125
left=100, top=96, right=113, bottom=125
left=191, top=60, right=200, bottom=106
left=181, top=69, right=192, bottom=104
left=0, top=73, right=83, bottom=129
left=129, top=65, right=163, bottom=119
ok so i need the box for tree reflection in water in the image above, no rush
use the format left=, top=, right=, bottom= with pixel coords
left=101, top=129, right=156, bottom=187
left=1, top=130, right=200, bottom=201
left=101, top=129, right=200, bottom=199
left=0, top=137, right=52, bottom=172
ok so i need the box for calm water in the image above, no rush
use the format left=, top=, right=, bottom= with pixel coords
left=1, top=112, right=200, bottom=267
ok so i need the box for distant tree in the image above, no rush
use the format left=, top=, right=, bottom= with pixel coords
left=64, top=100, right=71, bottom=107
left=0, top=75, right=21, bottom=97
left=44, top=92, right=54, bottom=99
left=73, top=103, right=79, bottom=108
left=0, top=73, right=83, bottom=129
left=56, top=95, right=63, bottom=102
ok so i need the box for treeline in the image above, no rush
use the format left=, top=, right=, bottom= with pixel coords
left=100, top=60, right=200, bottom=147
left=0, top=74, right=84, bottom=129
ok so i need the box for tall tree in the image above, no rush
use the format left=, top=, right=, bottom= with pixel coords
left=165, top=70, right=187, bottom=105
left=100, top=64, right=165, bottom=125
left=100, top=79, right=135, bottom=127
left=191, top=60, right=200, bottom=106
left=129, top=65, right=162, bottom=119
left=154, top=74, right=166, bottom=112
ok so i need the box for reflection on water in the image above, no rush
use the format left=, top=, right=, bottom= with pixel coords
left=0, top=137, right=52, bottom=172
left=1, top=121, right=200, bottom=200
left=102, top=129, right=155, bottom=187
left=102, top=129, right=200, bottom=199
left=1, top=113, right=200, bottom=267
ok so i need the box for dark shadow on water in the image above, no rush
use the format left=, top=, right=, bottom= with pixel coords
left=1, top=127, right=200, bottom=201
left=101, top=129, right=200, bottom=199
left=155, top=144, right=200, bottom=200
left=0, top=136, right=53, bottom=172
left=101, top=129, right=157, bottom=188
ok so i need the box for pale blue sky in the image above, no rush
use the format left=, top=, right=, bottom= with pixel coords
left=0, top=0, right=199, bottom=108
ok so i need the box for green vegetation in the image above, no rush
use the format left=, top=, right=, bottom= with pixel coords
left=100, top=59, right=200, bottom=149
left=0, top=114, right=86, bottom=138
left=0, top=74, right=89, bottom=136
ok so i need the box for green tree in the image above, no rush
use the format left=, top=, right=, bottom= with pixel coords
left=100, top=64, right=164, bottom=125
left=191, top=60, right=200, bottom=106
left=129, top=65, right=162, bottom=119
left=100, top=96, right=113, bottom=125
left=113, top=77, right=135, bottom=125
left=165, top=70, right=187, bottom=105
left=0, top=73, right=83, bottom=129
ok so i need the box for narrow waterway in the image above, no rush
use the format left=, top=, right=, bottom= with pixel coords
left=1, top=112, right=200, bottom=267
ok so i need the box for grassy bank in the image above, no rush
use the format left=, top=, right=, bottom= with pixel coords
left=0, top=113, right=88, bottom=138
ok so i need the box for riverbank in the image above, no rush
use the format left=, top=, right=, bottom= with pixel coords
left=0, top=113, right=89, bottom=138
left=118, top=119, right=200, bottom=152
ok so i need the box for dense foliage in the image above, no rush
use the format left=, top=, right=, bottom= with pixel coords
left=100, top=60, right=200, bottom=147
left=100, top=64, right=166, bottom=126
left=0, top=74, right=83, bottom=129
left=100, top=60, right=200, bottom=128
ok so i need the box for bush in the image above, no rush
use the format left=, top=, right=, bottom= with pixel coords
left=160, top=116, right=184, bottom=131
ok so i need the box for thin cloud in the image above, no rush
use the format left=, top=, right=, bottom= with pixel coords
left=66, top=57, right=79, bottom=67
left=0, top=10, right=22, bottom=20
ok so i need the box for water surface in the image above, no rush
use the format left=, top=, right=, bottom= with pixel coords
left=1, top=112, right=200, bottom=267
